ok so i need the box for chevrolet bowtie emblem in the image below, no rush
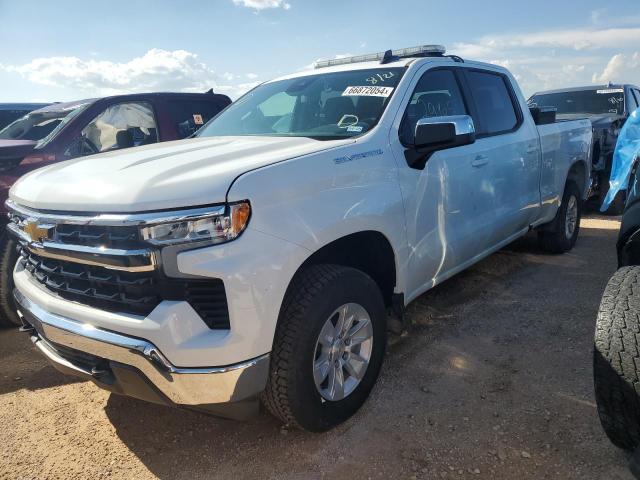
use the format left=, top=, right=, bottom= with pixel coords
left=23, top=220, right=55, bottom=243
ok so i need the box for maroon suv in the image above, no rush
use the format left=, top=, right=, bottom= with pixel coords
left=0, top=91, right=231, bottom=326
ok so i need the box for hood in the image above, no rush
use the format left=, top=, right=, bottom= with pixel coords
left=10, top=136, right=353, bottom=213
left=0, top=140, right=36, bottom=161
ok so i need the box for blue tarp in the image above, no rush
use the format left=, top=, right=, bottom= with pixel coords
left=601, top=107, right=640, bottom=211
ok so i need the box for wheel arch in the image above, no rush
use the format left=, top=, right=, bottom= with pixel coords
left=283, top=230, right=398, bottom=311
left=567, top=160, right=589, bottom=200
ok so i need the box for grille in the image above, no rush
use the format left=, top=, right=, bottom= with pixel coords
left=55, top=224, right=143, bottom=249
left=20, top=248, right=231, bottom=329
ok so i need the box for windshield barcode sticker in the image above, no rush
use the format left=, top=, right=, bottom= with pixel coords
left=342, top=86, right=394, bottom=97
left=597, top=89, right=624, bottom=94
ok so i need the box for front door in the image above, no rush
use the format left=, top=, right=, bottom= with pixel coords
left=390, top=67, right=496, bottom=300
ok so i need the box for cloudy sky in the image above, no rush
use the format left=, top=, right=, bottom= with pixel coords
left=1, top=0, right=639, bottom=102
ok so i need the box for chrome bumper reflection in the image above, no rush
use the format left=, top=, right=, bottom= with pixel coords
left=14, top=289, right=269, bottom=405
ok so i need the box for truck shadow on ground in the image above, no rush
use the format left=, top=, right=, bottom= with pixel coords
left=0, top=327, right=82, bottom=395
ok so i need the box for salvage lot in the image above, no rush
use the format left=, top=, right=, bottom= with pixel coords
left=0, top=216, right=634, bottom=480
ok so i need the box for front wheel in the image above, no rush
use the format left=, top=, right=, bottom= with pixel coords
left=538, top=181, right=582, bottom=254
left=0, top=231, right=20, bottom=328
left=262, top=264, right=387, bottom=432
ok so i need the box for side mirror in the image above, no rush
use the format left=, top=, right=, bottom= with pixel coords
left=414, top=115, right=476, bottom=152
left=406, top=115, right=476, bottom=169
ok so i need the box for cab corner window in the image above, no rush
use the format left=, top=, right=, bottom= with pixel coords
left=66, top=102, right=158, bottom=158
left=167, top=101, right=225, bottom=139
left=399, top=69, right=467, bottom=145
left=466, top=70, right=519, bottom=136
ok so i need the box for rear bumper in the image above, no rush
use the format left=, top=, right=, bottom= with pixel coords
left=14, top=288, right=270, bottom=411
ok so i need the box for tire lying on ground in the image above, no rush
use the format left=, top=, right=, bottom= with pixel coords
left=262, top=264, right=387, bottom=432
left=594, top=266, right=640, bottom=450
left=538, top=181, right=582, bottom=254
left=0, top=231, right=20, bottom=328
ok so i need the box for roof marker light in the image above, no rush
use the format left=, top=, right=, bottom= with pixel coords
left=314, top=45, right=447, bottom=69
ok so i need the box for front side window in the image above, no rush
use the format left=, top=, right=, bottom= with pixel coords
left=197, top=68, right=404, bottom=140
left=528, top=89, right=626, bottom=116
left=466, top=70, right=519, bottom=135
left=66, top=102, right=158, bottom=157
left=399, top=69, right=467, bottom=145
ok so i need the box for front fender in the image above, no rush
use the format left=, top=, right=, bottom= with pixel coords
left=226, top=143, right=408, bottom=294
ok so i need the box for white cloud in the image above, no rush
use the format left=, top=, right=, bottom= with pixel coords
left=232, top=0, right=290, bottom=10
left=1, top=49, right=260, bottom=100
left=448, top=26, right=640, bottom=96
left=593, top=52, right=640, bottom=84
left=453, top=27, right=640, bottom=54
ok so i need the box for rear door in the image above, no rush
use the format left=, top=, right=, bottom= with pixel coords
left=461, top=68, right=541, bottom=246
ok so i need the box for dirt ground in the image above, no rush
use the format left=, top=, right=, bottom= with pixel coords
left=0, top=215, right=636, bottom=480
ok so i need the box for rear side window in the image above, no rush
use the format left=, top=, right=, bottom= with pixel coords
left=166, top=101, right=226, bottom=139
left=399, top=69, right=467, bottom=145
left=466, top=70, right=519, bottom=136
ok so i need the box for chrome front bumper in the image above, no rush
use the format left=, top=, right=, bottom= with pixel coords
left=14, top=289, right=270, bottom=410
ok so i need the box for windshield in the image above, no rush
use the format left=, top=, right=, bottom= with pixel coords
left=197, top=68, right=404, bottom=140
left=528, top=89, right=625, bottom=115
left=0, top=103, right=88, bottom=143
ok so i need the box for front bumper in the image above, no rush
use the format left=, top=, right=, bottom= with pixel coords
left=14, top=288, right=270, bottom=414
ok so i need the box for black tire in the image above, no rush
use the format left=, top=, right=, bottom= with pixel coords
left=594, top=266, right=640, bottom=450
left=0, top=231, right=20, bottom=328
left=262, top=264, right=387, bottom=432
left=538, top=181, right=582, bottom=254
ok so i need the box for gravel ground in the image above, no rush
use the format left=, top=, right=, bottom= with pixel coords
left=0, top=215, right=635, bottom=480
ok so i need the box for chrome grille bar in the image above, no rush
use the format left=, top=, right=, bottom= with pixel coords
left=6, top=199, right=225, bottom=227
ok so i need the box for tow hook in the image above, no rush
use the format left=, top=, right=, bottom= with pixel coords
left=90, top=366, right=109, bottom=379
left=16, top=309, right=35, bottom=333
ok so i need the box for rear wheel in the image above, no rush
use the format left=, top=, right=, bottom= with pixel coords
left=538, top=181, right=581, bottom=254
left=594, top=266, right=640, bottom=450
left=262, top=264, right=387, bottom=432
left=0, top=231, right=20, bottom=328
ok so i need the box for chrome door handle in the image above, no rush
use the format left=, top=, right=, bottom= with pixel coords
left=526, top=145, right=537, bottom=154
left=472, top=154, right=489, bottom=167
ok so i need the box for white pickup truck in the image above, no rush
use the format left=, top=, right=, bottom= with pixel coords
left=6, top=46, right=592, bottom=431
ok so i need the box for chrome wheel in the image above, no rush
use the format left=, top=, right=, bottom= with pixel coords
left=313, top=303, right=373, bottom=401
left=565, top=195, right=578, bottom=239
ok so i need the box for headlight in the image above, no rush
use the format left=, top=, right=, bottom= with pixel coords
left=140, top=201, right=251, bottom=246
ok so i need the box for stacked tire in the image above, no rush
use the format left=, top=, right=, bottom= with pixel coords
left=594, top=266, right=640, bottom=450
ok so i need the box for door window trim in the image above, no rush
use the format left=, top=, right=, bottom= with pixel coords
left=397, top=66, right=473, bottom=148
left=459, top=67, right=524, bottom=139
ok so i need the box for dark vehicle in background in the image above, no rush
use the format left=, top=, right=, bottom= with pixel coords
left=529, top=84, right=640, bottom=214
left=0, top=103, right=51, bottom=130
left=594, top=159, right=640, bottom=453
left=0, top=91, right=231, bottom=327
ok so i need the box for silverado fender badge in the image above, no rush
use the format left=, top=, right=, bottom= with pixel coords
left=334, top=148, right=384, bottom=164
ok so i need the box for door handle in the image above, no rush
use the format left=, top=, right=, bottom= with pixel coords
left=472, top=154, right=489, bottom=167
left=526, top=145, right=537, bottom=154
